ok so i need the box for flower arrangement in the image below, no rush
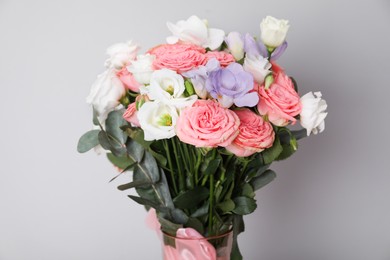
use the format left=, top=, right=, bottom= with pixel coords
left=78, top=15, right=327, bottom=259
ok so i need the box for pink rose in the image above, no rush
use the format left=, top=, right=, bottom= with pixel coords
left=176, top=100, right=240, bottom=147
left=149, top=44, right=207, bottom=73
left=226, top=109, right=275, bottom=157
left=148, top=43, right=206, bottom=56
left=116, top=67, right=141, bottom=92
left=257, top=72, right=302, bottom=126
left=123, top=102, right=140, bottom=127
left=205, top=51, right=235, bottom=67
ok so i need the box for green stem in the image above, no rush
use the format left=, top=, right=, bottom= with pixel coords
left=163, top=139, right=178, bottom=196
left=194, top=149, right=202, bottom=184
left=209, top=173, right=215, bottom=236
left=171, top=137, right=185, bottom=191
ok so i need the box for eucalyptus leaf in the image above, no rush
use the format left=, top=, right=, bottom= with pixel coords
left=250, top=169, right=276, bottom=191
left=105, top=110, right=127, bottom=144
left=232, top=197, right=257, bottom=215
left=128, top=195, right=160, bottom=209
left=106, top=153, right=135, bottom=170
left=77, top=130, right=100, bottom=153
left=173, top=186, right=209, bottom=210
left=117, top=179, right=151, bottom=191
left=98, top=130, right=126, bottom=157
left=92, top=108, right=99, bottom=126
left=126, top=139, right=145, bottom=163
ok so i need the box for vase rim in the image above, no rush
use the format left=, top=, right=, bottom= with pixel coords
left=161, top=228, right=233, bottom=241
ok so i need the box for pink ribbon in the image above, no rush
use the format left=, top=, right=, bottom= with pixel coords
left=146, top=209, right=219, bottom=260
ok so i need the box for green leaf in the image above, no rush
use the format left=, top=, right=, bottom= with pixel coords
left=232, top=197, right=257, bottom=215
left=158, top=214, right=183, bottom=236
left=105, top=110, right=127, bottom=144
left=128, top=195, right=160, bottom=209
left=184, top=80, right=195, bottom=96
left=241, top=183, right=255, bottom=198
left=173, top=186, right=209, bottom=210
left=77, top=130, right=100, bottom=153
left=126, top=139, right=145, bottom=163
left=261, top=136, right=283, bottom=164
left=92, top=108, right=99, bottom=126
left=117, top=179, right=151, bottom=191
left=231, top=215, right=244, bottom=260
left=250, top=169, right=276, bottom=191
left=123, top=127, right=152, bottom=148
left=98, top=130, right=126, bottom=156
left=217, top=199, right=235, bottom=214
left=190, top=201, right=209, bottom=218
left=186, top=217, right=204, bottom=234
left=276, top=143, right=298, bottom=161
left=106, top=153, right=134, bottom=169
left=203, top=158, right=222, bottom=176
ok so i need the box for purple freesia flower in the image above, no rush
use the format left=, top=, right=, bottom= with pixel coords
left=244, top=33, right=288, bottom=61
left=182, top=59, right=220, bottom=99
left=205, top=63, right=259, bottom=108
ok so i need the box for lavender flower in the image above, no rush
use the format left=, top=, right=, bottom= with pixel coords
left=244, top=33, right=287, bottom=61
left=205, top=63, right=259, bottom=108
left=182, top=59, right=220, bottom=99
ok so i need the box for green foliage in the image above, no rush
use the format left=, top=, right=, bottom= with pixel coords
left=250, top=169, right=276, bottom=191
left=232, top=197, right=257, bottom=215
left=106, top=153, right=134, bottom=169
left=77, top=130, right=100, bottom=153
left=261, top=136, right=283, bottom=164
left=173, top=187, right=209, bottom=209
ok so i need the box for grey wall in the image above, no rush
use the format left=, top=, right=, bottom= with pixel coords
left=1, top=0, right=389, bottom=259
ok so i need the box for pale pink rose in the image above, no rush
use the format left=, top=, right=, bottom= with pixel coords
left=149, top=43, right=207, bottom=73
left=123, top=102, right=140, bottom=127
left=226, top=109, right=275, bottom=157
left=205, top=51, right=235, bottom=67
left=116, top=67, right=141, bottom=92
left=176, top=100, right=240, bottom=147
left=257, top=72, right=301, bottom=126
left=148, top=43, right=206, bottom=56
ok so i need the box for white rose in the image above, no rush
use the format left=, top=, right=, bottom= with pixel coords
left=300, top=91, right=328, bottom=136
left=86, top=68, right=125, bottom=122
left=137, top=101, right=178, bottom=141
left=243, top=55, right=272, bottom=84
left=127, top=54, right=155, bottom=85
left=146, top=69, right=197, bottom=108
left=166, top=15, right=225, bottom=50
left=260, top=16, right=290, bottom=48
left=104, top=41, right=140, bottom=69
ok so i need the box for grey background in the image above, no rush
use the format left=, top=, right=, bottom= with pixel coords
left=1, top=0, right=389, bottom=259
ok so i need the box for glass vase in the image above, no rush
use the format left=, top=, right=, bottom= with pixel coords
left=161, top=230, right=233, bottom=260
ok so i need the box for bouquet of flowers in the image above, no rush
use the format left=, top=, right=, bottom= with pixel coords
left=78, top=15, right=327, bottom=260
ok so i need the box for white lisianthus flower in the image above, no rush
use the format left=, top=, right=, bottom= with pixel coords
left=243, top=55, right=272, bottom=85
left=105, top=41, right=140, bottom=69
left=300, top=91, right=328, bottom=136
left=146, top=69, right=197, bottom=108
left=137, top=101, right=178, bottom=141
left=86, top=68, right=126, bottom=122
left=225, top=32, right=245, bottom=60
left=260, top=16, right=290, bottom=48
left=127, top=54, right=156, bottom=85
left=166, top=15, right=225, bottom=50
